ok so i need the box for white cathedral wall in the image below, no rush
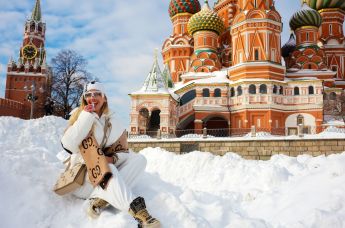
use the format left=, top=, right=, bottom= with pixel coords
left=285, top=113, right=316, bottom=128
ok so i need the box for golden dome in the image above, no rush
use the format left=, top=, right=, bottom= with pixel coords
left=187, top=0, right=225, bottom=35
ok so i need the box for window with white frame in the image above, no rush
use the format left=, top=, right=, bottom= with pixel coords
left=271, top=49, right=276, bottom=62
left=254, top=48, right=259, bottom=61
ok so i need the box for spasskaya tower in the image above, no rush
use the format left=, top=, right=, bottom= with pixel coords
left=3, top=0, right=51, bottom=119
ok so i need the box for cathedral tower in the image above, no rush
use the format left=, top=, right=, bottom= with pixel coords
left=162, top=0, right=201, bottom=83
left=306, top=0, right=345, bottom=85
left=213, top=0, right=238, bottom=67
left=187, top=0, right=225, bottom=74
left=229, top=0, right=285, bottom=81
left=4, top=0, right=50, bottom=119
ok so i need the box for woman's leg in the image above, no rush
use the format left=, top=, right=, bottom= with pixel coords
left=89, top=165, right=135, bottom=212
left=72, top=173, right=94, bottom=199
left=115, top=152, right=147, bottom=189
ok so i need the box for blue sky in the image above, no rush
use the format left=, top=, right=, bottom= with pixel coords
left=0, top=0, right=326, bottom=124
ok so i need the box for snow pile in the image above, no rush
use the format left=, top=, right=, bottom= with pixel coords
left=244, top=131, right=274, bottom=138
left=322, top=126, right=345, bottom=134
left=129, top=134, right=152, bottom=139
left=181, top=134, right=215, bottom=138
left=1, top=116, right=345, bottom=228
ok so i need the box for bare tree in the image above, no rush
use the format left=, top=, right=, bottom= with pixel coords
left=50, top=50, right=92, bottom=118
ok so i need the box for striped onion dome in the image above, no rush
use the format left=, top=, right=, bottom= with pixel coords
left=187, top=0, right=225, bottom=35
left=169, top=0, right=201, bottom=18
left=289, top=2, right=322, bottom=31
left=305, top=0, right=345, bottom=11
left=282, top=33, right=296, bottom=58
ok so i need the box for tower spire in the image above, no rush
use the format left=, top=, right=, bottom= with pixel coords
left=31, top=0, right=42, bottom=22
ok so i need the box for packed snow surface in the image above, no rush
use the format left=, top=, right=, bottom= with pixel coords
left=0, top=116, right=345, bottom=228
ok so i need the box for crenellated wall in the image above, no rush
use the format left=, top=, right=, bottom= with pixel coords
left=0, top=98, right=24, bottom=118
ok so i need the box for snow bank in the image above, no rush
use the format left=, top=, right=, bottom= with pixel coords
left=1, top=116, right=345, bottom=228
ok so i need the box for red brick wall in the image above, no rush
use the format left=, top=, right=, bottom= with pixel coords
left=0, top=98, right=25, bottom=118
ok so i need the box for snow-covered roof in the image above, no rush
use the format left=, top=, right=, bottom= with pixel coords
left=131, top=50, right=170, bottom=95
left=286, top=69, right=335, bottom=75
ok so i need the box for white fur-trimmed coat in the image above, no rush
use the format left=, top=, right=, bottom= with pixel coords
left=61, top=110, right=125, bottom=166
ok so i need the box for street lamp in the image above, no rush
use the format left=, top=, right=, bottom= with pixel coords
left=24, top=81, right=44, bottom=119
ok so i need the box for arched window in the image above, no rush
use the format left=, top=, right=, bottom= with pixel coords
left=249, top=84, right=256, bottom=94
left=323, top=93, right=328, bottom=100
left=294, top=87, right=300, bottom=96
left=259, top=84, right=267, bottom=94
left=237, top=86, right=243, bottom=96
left=273, top=85, right=278, bottom=94
left=254, top=49, right=259, bottom=60
left=330, top=92, right=337, bottom=100
left=230, top=87, right=235, bottom=97
left=279, top=86, right=284, bottom=95
left=202, top=88, right=210, bottom=97
left=297, top=114, right=304, bottom=125
left=30, top=22, right=35, bottom=32
left=180, top=90, right=196, bottom=105
left=214, top=88, right=221, bottom=97
left=139, top=108, right=149, bottom=118
left=38, top=23, right=42, bottom=32
left=308, top=86, right=314, bottom=95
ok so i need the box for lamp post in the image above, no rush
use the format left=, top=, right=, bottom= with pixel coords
left=24, top=81, right=44, bottom=119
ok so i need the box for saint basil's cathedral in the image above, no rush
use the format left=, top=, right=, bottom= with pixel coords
left=129, top=0, right=345, bottom=136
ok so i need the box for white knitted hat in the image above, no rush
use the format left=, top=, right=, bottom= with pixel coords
left=84, top=81, right=106, bottom=94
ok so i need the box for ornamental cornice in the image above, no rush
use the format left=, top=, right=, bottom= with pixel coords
left=7, top=72, right=47, bottom=77
left=171, top=13, right=193, bottom=21
left=319, top=8, right=345, bottom=14
left=193, top=105, right=229, bottom=112
left=231, top=18, right=282, bottom=30
left=129, top=93, right=171, bottom=98
left=230, top=104, right=323, bottom=112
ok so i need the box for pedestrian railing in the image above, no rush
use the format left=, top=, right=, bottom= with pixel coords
left=128, top=125, right=345, bottom=139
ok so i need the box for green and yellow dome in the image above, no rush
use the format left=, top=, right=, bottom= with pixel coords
left=305, top=0, right=345, bottom=11
left=169, top=0, right=201, bottom=18
left=187, top=0, right=225, bottom=35
left=290, top=2, right=322, bottom=31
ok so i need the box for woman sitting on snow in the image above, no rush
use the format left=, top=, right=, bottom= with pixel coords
left=61, top=81, right=160, bottom=228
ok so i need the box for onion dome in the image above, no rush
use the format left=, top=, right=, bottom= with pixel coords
left=187, top=0, right=225, bottom=35
left=282, top=33, right=296, bottom=58
left=305, top=0, right=345, bottom=11
left=290, top=2, right=322, bottom=31
left=169, top=0, right=201, bottom=18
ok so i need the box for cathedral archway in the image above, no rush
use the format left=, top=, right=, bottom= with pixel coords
left=138, top=108, right=149, bottom=134
left=203, top=116, right=229, bottom=137
left=148, top=109, right=161, bottom=133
